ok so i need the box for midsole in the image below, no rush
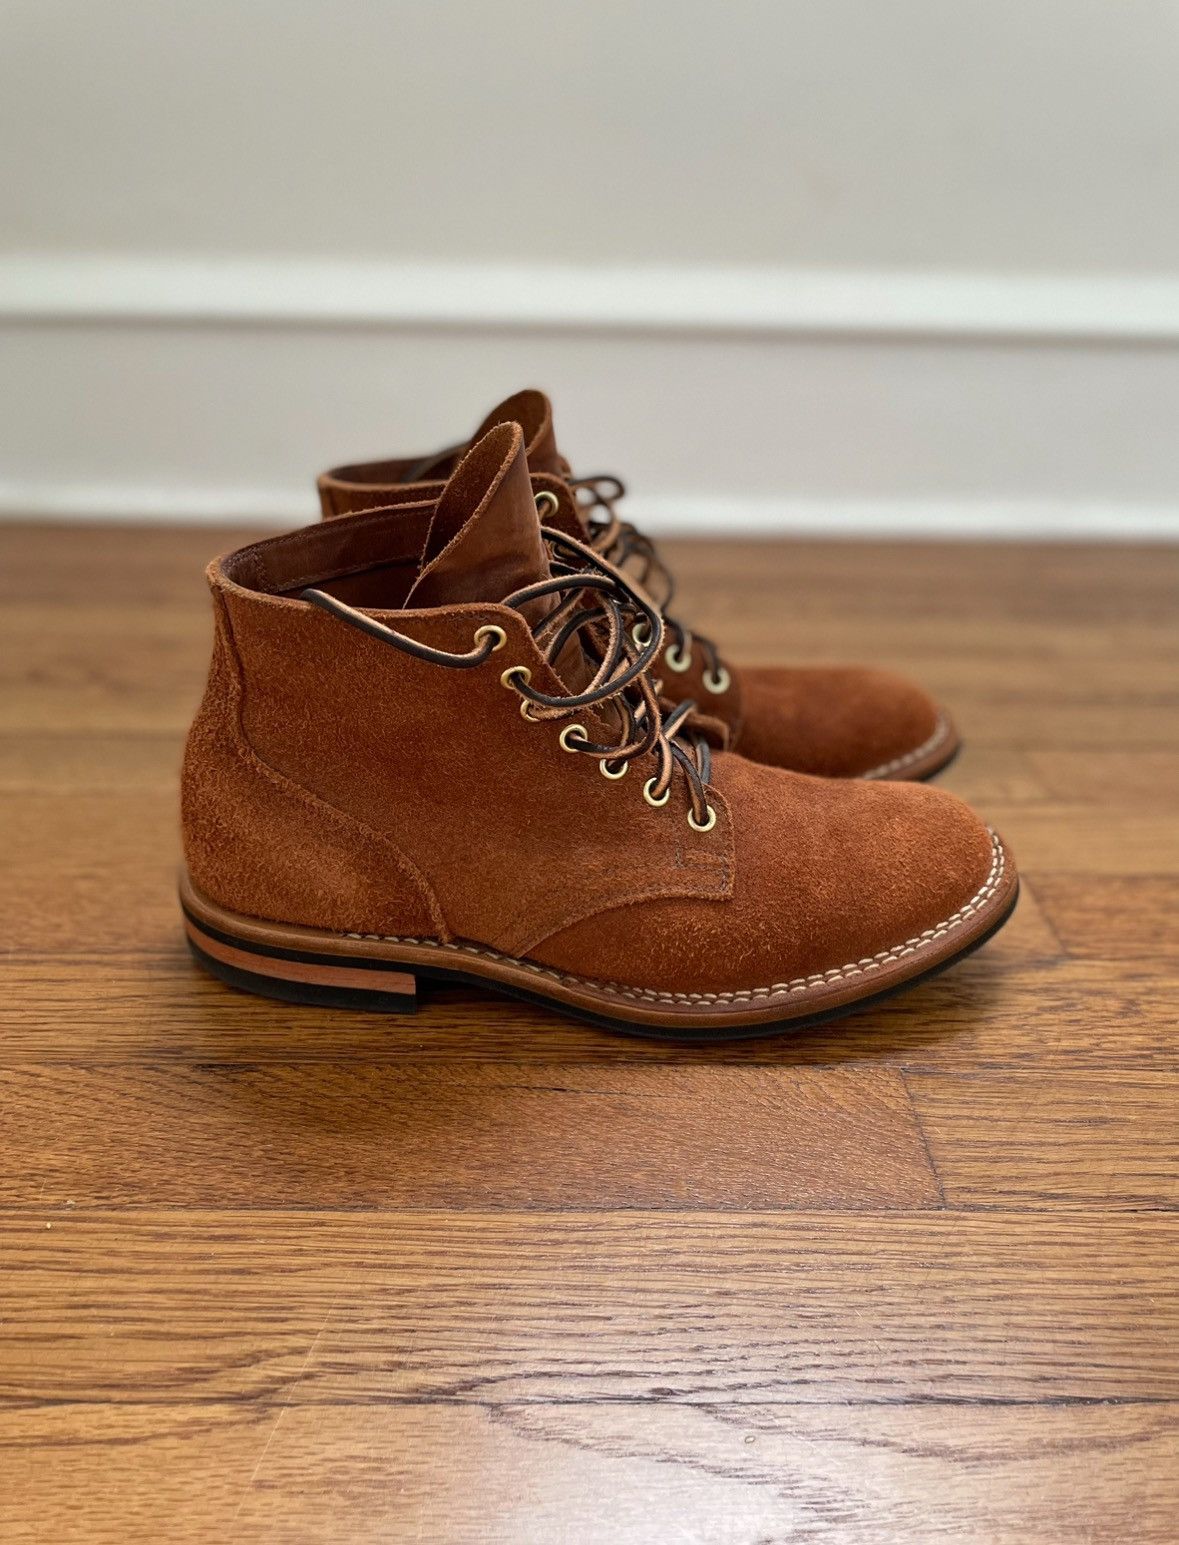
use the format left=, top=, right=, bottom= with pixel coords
left=180, top=834, right=1016, bottom=1030
left=184, top=916, right=416, bottom=997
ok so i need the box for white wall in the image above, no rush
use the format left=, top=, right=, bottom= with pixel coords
left=3, top=0, right=1179, bottom=533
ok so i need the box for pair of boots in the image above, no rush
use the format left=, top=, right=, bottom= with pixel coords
left=181, top=390, right=1018, bottom=1039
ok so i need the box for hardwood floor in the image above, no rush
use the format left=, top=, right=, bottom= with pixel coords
left=1, top=522, right=1177, bottom=1543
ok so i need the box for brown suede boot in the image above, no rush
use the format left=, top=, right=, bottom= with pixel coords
left=181, top=423, right=1017, bottom=1038
left=317, top=389, right=959, bottom=782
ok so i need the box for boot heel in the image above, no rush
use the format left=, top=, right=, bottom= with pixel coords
left=183, top=908, right=419, bottom=1014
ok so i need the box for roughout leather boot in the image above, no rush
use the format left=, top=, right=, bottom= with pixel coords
left=317, top=389, right=959, bottom=782
left=181, top=423, right=1017, bottom=1039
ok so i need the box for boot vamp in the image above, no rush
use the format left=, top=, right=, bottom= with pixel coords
left=730, top=664, right=946, bottom=778
left=529, top=750, right=997, bottom=997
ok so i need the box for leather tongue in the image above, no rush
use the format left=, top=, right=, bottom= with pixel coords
left=470, top=388, right=566, bottom=478
left=406, top=422, right=550, bottom=609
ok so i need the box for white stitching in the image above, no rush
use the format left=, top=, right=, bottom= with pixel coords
left=342, top=830, right=1006, bottom=1009
left=861, top=711, right=951, bottom=781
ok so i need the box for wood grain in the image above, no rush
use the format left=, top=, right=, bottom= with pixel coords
left=2, top=520, right=1177, bottom=1540
left=1034, top=875, right=1179, bottom=959
left=7, top=955, right=1178, bottom=1072
left=960, top=804, right=1179, bottom=874
left=0, top=1404, right=275, bottom=1545
left=909, top=1071, right=1179, bottom=1208
left=1, top=1211, right=1175, bottom=1406
left=4, top=1400, right=1177, bottom=1545
left=0, top=1064, right=939, bottom=1209
left=235, top=1402, right=1179, bottom=1545
left=1027, top=749, right=1179, bottom=806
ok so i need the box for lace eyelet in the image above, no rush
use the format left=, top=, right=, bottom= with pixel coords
left=643, top=777, right=671, bottom=809
left=473, top=624, right=507, bottom=654
left=500, top=665, right=531, bottom=690
left=535, top=490, right=560, bottom=519
left=688, top=804, right=717, bottom=833
left=600, top=758, right=629, bottom=781
left=665, top=642, right=692, bottom=673
left=703, top=665, right=731, bottom=694
left=632, top=621, right=652, bottom=650
left=559, top=723, right=588, bottom=752
left=519, top=699, right=540, bottom=722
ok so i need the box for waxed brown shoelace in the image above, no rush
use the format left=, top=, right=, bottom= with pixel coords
left=567, top=470, right=728, bottom=691
left=303, top=520, right=715, bottom=828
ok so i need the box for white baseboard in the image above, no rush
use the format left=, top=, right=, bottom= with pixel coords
left=2, top=485, right=1173, bottom=540
left=6, top=256, right=1179, bottom=341
left=4, top=256, right=1179, bottom=538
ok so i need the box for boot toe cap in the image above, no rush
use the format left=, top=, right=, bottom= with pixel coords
left=736, top=665, right=956, bottom=780
left=532, top=762, right=1013, bottom=1005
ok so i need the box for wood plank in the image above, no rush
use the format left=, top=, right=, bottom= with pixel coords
left=0, top=732, right=182, bottom=792
left=969, top=804, right=1179, bottom=873
left=933, top=744, right=1049, bottom=804
left=910, top=1071, right=1179, bottom=1208
left=1028, top=749, right=1179, bottom=806
left=0, top=607, right=207, bottom=733
left=230, top=1400, right=1179, bottom=1545
left=14, top=951, right=1177, bottom=1073
left=0, top=522, right=264, bottom=608
left=0, top=1404, right=275, bottom=1545
left=0, top=1064, right=939, bottom=1209
left=1034, top=875, right=1179, bottom=959
left=948, top=703, right=1179, bottom=752
left=674, top=538, right=1179, bottom=630
left=15, top=1398, right=1172, bottom=1544
left=1, top=1211, right=1175, bottom=1405
left=1, top=792, right=180, bottom=951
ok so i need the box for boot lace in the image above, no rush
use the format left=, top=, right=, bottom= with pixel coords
left=566, top=469, right=730, bottom=696
left=301, top=517, right=717, bottom=832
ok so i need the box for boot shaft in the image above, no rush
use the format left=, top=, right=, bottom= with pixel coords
left=182, top=426, right=732, bottom=956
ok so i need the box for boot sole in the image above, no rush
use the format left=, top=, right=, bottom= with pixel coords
left=180, top=832, right=1017, bottom=1042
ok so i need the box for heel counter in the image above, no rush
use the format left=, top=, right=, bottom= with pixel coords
left=180, top=591, right=238, bottom=884
left=180, top=589, right=445, bottom=941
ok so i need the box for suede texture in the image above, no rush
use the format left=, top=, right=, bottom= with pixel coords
left=533, top=752, right=994, bottom=993
left=183, top=422, right=999, bottom=996
left=316, top=388, right=953, bottom=780
left=734, top=665, right=943, bottom=779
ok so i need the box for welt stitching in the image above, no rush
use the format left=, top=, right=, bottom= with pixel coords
left=861, top=712, right=949, bottom=780
left=342, top=831, right=1005, bottom=1007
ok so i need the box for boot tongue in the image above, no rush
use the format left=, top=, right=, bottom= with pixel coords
left=470, top=388, right=566, bottom=479
left=406, top=422, right=550, bottom=610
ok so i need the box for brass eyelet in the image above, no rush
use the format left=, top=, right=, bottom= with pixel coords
left=500, top=665, right=531, bottom=690
left=473, top=624, right=507, bottom=653
left=703, top=665, right=731, bottom=694
left=519, top=699, right=541, bottom=721
left=688, top=804, right=718, bottom=833
left=665, top=642, right=692, bottom=674
left=643, top=777, right=671, bottom=809
left=559, top=723, right=588, bottom=752
left=535, top=490, right=560, bottom=519
left=632, top=621, right=653, bottom=650
left=600, top=758, right=629, bottom=781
